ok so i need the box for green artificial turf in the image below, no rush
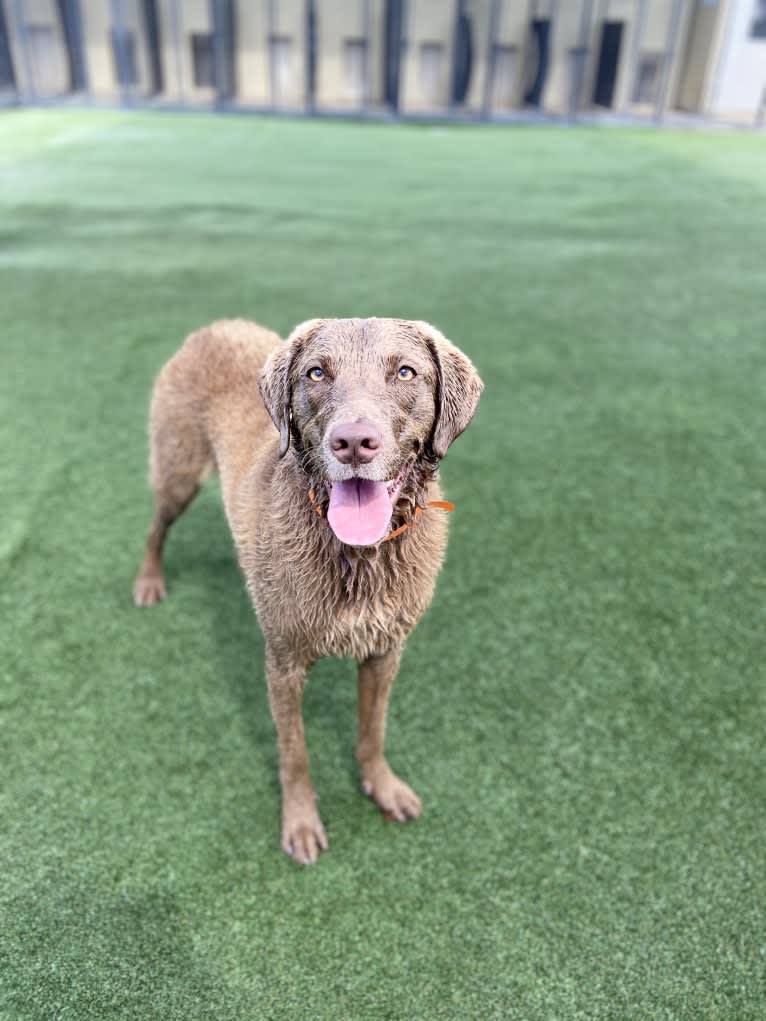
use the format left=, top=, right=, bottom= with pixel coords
left=2, top=109, right=766, bottom=1020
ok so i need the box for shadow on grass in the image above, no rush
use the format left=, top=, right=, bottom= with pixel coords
left=5, top=884, right=250, bottom=1021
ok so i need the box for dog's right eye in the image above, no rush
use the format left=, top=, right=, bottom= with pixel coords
left=307, top=367, right=324, bottom=381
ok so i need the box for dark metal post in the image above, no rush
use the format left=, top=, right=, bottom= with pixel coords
left=548, top=0, right=560, bottom=112
left=142, top=0, right=163, bottom=96
left=169, top=0, right=184, bottom=104
left=305, top=0, right=317, bottom=113
left=383, top=0, right=405, bottom=113
left=209, top=0, right=223, bottom=105
left=482, top=0, right=501, bottom=120
left=57, top=0, right=89, bottom=95
left=449, top=0, right=463, bottom=114
left=654, top=0, right=684, bottom=122
left=210, top=0, right=236, bottom=107
left=361, top=0, right=371, bottom=113
left=569, top=0, right=594, bottom=120
left=110, top=0, right=131, bottom=105
left=0, top=0, right=18, bottom=96
left=588, top=0, right=608, bottom=108
left=623, top=0, right=647, bottom=112
left=449, top=0, right=473, bottom=113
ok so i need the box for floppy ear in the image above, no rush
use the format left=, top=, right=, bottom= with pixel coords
left=417, top=321, right=484, bottom=459
left=258, top=319, right=324, bottom=458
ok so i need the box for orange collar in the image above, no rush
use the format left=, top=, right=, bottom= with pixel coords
left=308, top=489, right=454, bottom=542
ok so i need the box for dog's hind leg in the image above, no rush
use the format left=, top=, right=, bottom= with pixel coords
left=133, top=478, right=200, bottom=607
left=133, top=392, right=213, bottom=608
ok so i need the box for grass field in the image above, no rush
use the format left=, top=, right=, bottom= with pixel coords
left=2, top=109, right=766, bottom=1020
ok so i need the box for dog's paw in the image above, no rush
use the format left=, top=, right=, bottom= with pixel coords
left=133, top=574, right=166, bottom=608
left=362, top=766, right=422, bottom=823
left=282, top=804, right=328, bottom=865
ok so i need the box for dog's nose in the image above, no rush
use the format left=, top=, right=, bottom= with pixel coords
left=329, top=420, right=382, bottom=465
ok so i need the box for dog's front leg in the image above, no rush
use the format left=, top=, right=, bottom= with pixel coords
left=266, top=648, right=328, bottom=864
left=356, top=646, right=422, bottom=822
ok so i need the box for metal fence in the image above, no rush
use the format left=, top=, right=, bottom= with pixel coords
left=0, top=0, right=760, bottom=126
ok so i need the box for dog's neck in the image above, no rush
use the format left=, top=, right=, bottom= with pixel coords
left=272, top=451, right=444, bottom=603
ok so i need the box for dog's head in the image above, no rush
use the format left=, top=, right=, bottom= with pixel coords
left=258, top=318, right=483, bottom=546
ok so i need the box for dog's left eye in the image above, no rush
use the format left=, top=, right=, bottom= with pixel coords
left=307, top=367, right=324, bottom=381
left=397, top=366, right=416, bottom=381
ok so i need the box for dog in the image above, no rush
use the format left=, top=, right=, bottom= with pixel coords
left=133, top=317, right=483, bottom=863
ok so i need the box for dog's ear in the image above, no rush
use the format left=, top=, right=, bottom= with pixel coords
left=258, top=319, right=324, bottom=458
left=417, top=321, right=484, bottom=459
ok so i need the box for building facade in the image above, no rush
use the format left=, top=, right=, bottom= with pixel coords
left=1, top=0, right=764, bottom=123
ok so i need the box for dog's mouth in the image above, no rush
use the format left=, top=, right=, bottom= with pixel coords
left=326, top=466, right=409, bottom=547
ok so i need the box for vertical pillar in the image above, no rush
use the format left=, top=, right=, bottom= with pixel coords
left=654, top=0, right=685, bottom=122
left=482, top=0, right=502, bottom=119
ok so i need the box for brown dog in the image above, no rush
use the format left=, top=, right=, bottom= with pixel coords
left=133, top=317, right=482, bottom=863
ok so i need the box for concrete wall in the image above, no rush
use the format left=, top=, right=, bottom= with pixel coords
left=83, top=0, right=155, bottom=99
left=612, top=0, right=698, bottom=115
left=710, top=0, right=766, bottom=117
left=80, top=0, right=113, bottom=97
left=3, top=0, right=69, bottom=95
left=677, top=0, right=721, bottom=111
left=1, top=0, right=762, bottom=120
left=234, top=0, right=269, bottom=105
left=234, top=0, right=308, bottom=108
left=156, top=0, right=214, bottom=104
left=399, top=0, right=454, bottom=112
left=313, top=0, right=385, bottom=110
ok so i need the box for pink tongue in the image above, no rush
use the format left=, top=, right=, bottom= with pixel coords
left=327, top=479, right=392, bottom=546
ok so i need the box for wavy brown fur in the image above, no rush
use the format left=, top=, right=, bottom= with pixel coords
left=133, top=317, right=482, bottom=864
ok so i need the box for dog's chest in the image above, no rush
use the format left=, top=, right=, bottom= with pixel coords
left=244, top=495, right=446, bottom=662
left=305, top=553, right=427, bottom=659
left=249, top=538, right=439, bottom=661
